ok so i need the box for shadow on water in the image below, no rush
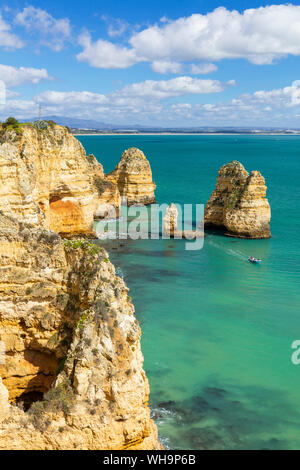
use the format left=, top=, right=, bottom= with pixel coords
left=150, top=380, right=299, bottom=450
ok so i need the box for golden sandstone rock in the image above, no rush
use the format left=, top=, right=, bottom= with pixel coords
left=0, top=123, right=160, bottom=450
left=87, top=154, right=121, bottom=219
left=204, top=161, right=271, bottom=239
left=0, top=123, right=120, bottom=237
left=163, top=203, right=204, bottom=239
left=163, top=203, right=178, bottom=237
left=107, top=148, right=156, bottom=206
left=0, top=213, right=160, bottom=449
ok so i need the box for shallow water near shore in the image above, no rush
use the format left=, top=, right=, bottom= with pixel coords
left=79, top=134, right=300, bottom=450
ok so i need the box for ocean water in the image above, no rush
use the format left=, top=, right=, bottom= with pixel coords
left=78, top=134, right=300, bottom=450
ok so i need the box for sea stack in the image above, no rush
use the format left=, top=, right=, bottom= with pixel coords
left=163, top=203, right=204, bottom=239
left=204, top=161, right=271, bottom=239
left=163, top=203, right=178, bottom=237
left=87, top=154, right=121, bottom=219
left=106, top=148, right=156, bottom=206
left=0, top=123, right=120, bottom=237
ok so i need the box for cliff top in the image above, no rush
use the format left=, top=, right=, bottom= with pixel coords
left=0, top=120, right=73, bottom=146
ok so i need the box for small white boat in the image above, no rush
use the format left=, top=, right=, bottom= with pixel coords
left=248, top=257, right=261, bottom=264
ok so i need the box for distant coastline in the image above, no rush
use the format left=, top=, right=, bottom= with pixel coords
left=74, top=131, right=300, bottom=136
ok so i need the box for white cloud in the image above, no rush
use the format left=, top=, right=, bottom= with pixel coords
left=77, top=5, right=300, bottom=70
left=35, top=77, right=227, bottom=112
left=77, top=32, right=140, bottom=69
left=130, top=5, right=300, bottom=65
left=253, top=81, right=300, bottom=108
left=101, top=15, right=128, bottom=38
left=0, top=98, right=36, bottom=117
left=0, top=64, right=50, bottom=87
left=36, top=90, right=108, bottom=106
left=3, top=81, right=300, bottom=127
left=1, top=75, right=226, bottom=120
left=151, top=60, right=183, bottom=74
left=0, top=81, right=5, bottom=105
left=189, top=63, right=218, bottom=75
left=116, top=76, right=226, bottom=99
left=0, top=14, right=23, bottom=49
left=15, top=6, right=71, bottom=51
left=152, top=61, right=218, bottom=76
left=173, top=81, right=300, bottom=124
left=6, top=90, right=20, bottom=98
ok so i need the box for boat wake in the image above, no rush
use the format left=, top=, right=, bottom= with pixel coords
left=207, top=238, right=247, bottom=261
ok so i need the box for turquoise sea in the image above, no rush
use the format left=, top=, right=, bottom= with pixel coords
left=78, top=135, right=300, bottom=450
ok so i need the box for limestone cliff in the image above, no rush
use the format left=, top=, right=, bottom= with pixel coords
left=0, top=213, right=160, bottom=449
left=0, top=124, right=120, bottom=237
left=204, top=161, right=271, bottom=239
left=106, top=148, right=156, bottom=206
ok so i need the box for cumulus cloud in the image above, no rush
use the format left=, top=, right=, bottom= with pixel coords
left=35, top=77, right=227, bottom=112
left=152, top=61, right=218, bottom=75
left=77, top=32, right=140, bottom=68
left=36, top=90, right=108, bottom=106
left=0, top=98, right=36, bottom=117
left=15, top=6, right=71, bottom=51
left=0, top=75, right=227, bottom=120
left=189, top=63, right=218, bottom=75
left=0, top=64, right=50, bottom=87
left=253, top=80, right=300, bottom=108
left=117, top=76, right=226, bottom=99
left=151, top=60, right=183, bottom=74
left=3, top=81, right=300, bottom=127
left=77, top=5, right=300, bottom=70
left=130, top=5, right=300, bottom=65
left=0, top=14, right=23, bottom=49
left=101, top=15, right=129, bottom=37
left=171, top=81, right=300, bottom=124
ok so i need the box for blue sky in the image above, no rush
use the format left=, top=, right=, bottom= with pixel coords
left=1, top=1, right=300, bottom=127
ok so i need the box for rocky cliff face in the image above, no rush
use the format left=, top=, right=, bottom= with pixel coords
left=0, top=124, right=120, bottom=237
left=0, top=213, right=160, bottom=449
left=204, top=161, right=271, bottom=239
left=107, top=148, right=156, bottom=206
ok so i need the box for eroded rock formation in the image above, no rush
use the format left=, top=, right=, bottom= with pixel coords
left=87, top=154, right=120, bottom=219
left=204, top=161, right=271, bottom=239
left=107, top=148, right=156, bottom=206
left=0, top=213, right=160, bottom=449
left=163, top=203, right=204, bottom=239
left=0, top=124, right=120, bottom=237
left=163, top=203, right=178, bottom=237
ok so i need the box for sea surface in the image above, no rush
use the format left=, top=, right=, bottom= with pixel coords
left=78, top=134, right=300, bottom=450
